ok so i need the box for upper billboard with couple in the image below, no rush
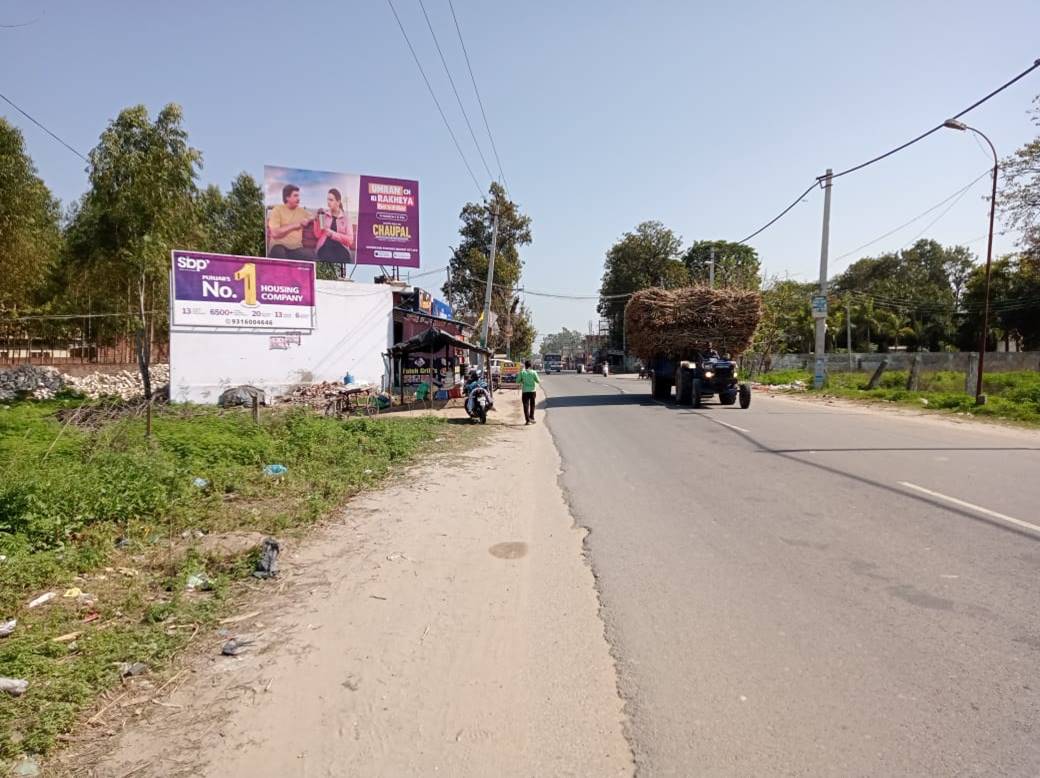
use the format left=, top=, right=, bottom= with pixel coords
left=264, top=166, right=420, bottom=268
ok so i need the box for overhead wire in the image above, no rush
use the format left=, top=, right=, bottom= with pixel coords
left=898, top=181, right=980, bottom=250
left=832, top=169, right=991, bottom=264
left=0, top=91, right=88, bottom=162
left=384, top=0, right=484, bottom=197
left=447, top=0, right=509, bottom=192
left=732, top=57, right=1040, bottom=246
left=417, top=0, right=495, bottom=182
left=827, top=57, right=1040, bottom=182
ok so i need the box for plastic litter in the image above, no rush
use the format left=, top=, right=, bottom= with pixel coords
left=119, top=661, right=149, bottom=678
left=263, top=464, right=287, bottom=477
left=27, top=592, right=56, bottom=609
left=253, top=538, right=280, bottom=579
left=192, top=477, right=210, bottom=489
left=63, top=587, right=84, bottom=598
left=114, top=536, right=130, bottom=549
left=0, top=677, right=29, bottom=697
left=185, top=573, right=214, bottom=592
left=12, top=756, right=39, bottom=776
left=0, top=619, right=16, bottom=637
left=222, top=637, right=253, bottom=656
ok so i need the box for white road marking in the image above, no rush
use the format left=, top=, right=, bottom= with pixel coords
left=898, top=481, right=1040, bottom=535
left=713, top=419, right=750, bottom=434
left=648, top=398, right=751, bottom=432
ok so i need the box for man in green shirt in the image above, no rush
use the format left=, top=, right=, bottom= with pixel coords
left=518, top=359, right=540, bottom=425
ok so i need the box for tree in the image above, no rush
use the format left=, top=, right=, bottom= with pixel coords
left=830, top=240, right=971, bottom=351
left=442, top=182, right=532, bottom=351
left=540, top=328, right=585, bottom=357
left=999, top=95, right=1040, bottom=261
left=958, top=254, right=1040, bottom=351
left=60, top=104, right=202, bottom=401
left=748, top=277, right=815, bottom=367
left=598, top=221, right=688, bottom=346
left=198, top=172, right=264, bottom=258
left=507, top=302, right=537, bottom=359
left=682, top=240, right=761, bottom=290
left=0, top=118, right=63, bottom=313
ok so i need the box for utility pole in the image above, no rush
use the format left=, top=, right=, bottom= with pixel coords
left=480, top=206, right=500, bottom=374
left=813, top=169, right=833, bottom=390
left=709, top=246, right=715, bottom=289
left=846, top=298, right=854, bottom=371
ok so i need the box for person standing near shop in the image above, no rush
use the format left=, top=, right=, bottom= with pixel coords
left=518, top=359, right=540, bottom=425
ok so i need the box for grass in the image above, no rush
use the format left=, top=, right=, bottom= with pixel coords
left=0, top=399, right=475, bottom=761
left=755, top=368, right=1040, bottom=426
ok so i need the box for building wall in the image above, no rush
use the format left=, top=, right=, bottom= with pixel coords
left=169, top=281, right=393, bottom=403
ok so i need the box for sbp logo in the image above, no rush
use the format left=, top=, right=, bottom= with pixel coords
left=176, top=256, right=209, bottom=271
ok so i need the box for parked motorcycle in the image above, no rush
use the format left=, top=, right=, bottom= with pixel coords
left=464, top=373, right=493, bottom=424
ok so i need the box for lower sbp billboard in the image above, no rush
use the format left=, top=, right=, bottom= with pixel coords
left=171, top=250, right=315, bottom=329
left=264, top=165, right=419, bottom=268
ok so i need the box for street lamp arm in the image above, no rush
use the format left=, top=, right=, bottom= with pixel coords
left=966, top=127, right=998, bottom=167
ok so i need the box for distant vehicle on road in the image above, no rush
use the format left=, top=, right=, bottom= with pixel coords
left=543, top=354, right=563, bottom=373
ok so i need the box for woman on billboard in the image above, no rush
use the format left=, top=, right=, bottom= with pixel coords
left=313, top=188, right=356, bottom=263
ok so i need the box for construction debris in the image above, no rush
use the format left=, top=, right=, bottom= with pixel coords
left=0, top=364, right=170, bottom=401
left=624, top=286, right=762, bottom=360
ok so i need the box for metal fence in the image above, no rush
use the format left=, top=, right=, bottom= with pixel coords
left=0, top=315, right=168, bottom=367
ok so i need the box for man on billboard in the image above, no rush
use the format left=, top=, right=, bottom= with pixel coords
left=267, top=184, right=315, bottom=260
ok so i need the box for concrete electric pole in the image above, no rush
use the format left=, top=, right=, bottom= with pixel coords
left=813, top=169, right=833, bottom=390
left=709, top=246, right=715, bottom=289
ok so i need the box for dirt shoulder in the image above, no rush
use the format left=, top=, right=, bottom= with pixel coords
left=59, top=390, right=632, bottom=777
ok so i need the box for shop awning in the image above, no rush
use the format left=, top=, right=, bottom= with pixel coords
left=389, top=327, right=490, bottom=357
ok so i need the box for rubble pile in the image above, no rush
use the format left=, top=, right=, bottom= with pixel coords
left=0, top=364, right=170, bottom=401
left=277, top=381, right=363, bottom=411
left=0, top=365, right=64, bottom=400
left=69, top=365, right=170, bottom=401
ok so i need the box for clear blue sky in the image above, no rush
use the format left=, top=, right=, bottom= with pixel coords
left=3, top=0, right=1039, bottom=339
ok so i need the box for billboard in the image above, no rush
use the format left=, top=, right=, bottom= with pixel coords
left=264, top=165, right=419, bottom=268
left=171, top=250, right=315, bottom=330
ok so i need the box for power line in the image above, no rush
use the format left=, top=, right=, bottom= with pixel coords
left=447, top=0, right=509, bottom=192
left=384, top=0, right=484, bottom=197
left=827, top=57, right=1040, bottom=182
left=417, top=0, right=494, bottom=182
left=898, top=180, right=979, bottom=250
left=734, top=57, right=1040, bottom=246
left=832, top=169, right=991, bottom=265
left=0, top=91, right=88, bottom=162
left=736, top=182, right=818, bottom=245
left=1, top=310, right=162, bottom=323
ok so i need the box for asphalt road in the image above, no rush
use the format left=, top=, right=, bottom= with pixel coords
left=541, top=373, right=1040, bottom=776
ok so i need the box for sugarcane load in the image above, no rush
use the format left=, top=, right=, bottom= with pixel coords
left=625, top=286, right=763, bottom=408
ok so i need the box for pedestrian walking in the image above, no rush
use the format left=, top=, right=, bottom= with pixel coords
left=518, top=359, right=540, bottom=425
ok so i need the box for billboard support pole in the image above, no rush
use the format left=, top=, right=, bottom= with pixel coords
left=480, top=205, right=500, bottom=360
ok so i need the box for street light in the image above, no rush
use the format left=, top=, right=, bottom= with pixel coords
left=943, top=118, right=998, bottom=405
